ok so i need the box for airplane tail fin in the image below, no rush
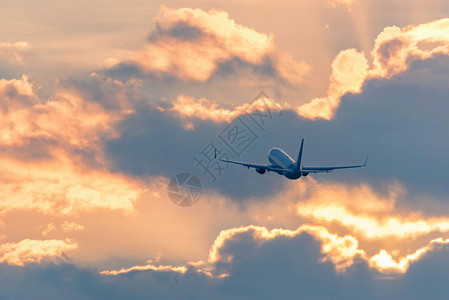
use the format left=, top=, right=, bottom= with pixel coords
left=296, top=138, right=304, bottom=170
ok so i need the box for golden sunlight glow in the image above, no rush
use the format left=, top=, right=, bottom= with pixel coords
left=100, top=179, right=449, bottom=277
left=0, top=76, right=145, bottom=215
left=298, top=48, right=368, bottom=119
left=169, top=94, right=283, bottom=123
left=3, top=7, right=449, bottom=287
left=103, top=221, right=448, bottom=276
left=296, top=180, right=449, bottom=239
left=0, top=154, right=143, bottom=215
left=298, top=18, right=449, bottom=120
left=102, top=224, right=367, bottom=277
left=371, top=18, right=449, bottom=78
left=0, top=76, right=132, bottom=147
left=0, top=239, right=77, bottom=266
left=100, top=261, right=188, bottom=276
left=369, top=238, right=449, bottom=272
left=130, top=6, right=309, bottom=84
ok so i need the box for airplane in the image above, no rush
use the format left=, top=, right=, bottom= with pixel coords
left=215, top=138, right=367, bottom=180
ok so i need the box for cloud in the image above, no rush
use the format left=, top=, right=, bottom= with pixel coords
left=168, top=94, right=283, bottom=124
left=98, top=223, right=363, bottom=278
left=371, top=18, right=449, bottom=78
left=298, top=18, right=449, bottom=119
left=0, top=74, right=36, bottom=109
left=2, top=11, right=449, bottom=300
left=368, top=238, right=449, bottom=273
left=0, top=239, right=77, bottom=266
left=0, top=75, right=147, bottom=215
left=100, top=261, right=187, bottom=276
left=328, top=0, right=357, bottom=10
left=2, top=5, right=449, bottom=300
left=105, top=51, right=449, bottom=202
left=202, top=224, right=364, bottom=274
left=0, top=154, right=144, bottom=215
left=0, top=76, right=132, bottom=147
left=0, top=41, right=29, bottom=64
left=122, top=6, right=309, bottom=84
left=2, top=85, right=449, bottom=292
left=295, top=180, right=449, bottom=239
left=101, top=221, right=448, bottom=277
left=297, top=48, right=368, bottom=119
left=4, top=238, right=449, bottom=299
left=42, top=223, right=56, bottom=236
left=97, top=177, right=449, bottom=276
left=288, top=180, right=449, bottom=273
left=61, top=221, right=84, bottom=233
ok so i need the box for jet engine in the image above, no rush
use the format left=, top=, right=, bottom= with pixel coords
left=302, top=172, right=309, bottom=176
left=256, top=168, right=266, bottom=174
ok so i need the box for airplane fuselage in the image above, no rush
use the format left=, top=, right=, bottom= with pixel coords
left=268, top=148, right=302, bottom=179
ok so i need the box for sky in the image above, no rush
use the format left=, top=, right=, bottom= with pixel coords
left=1, top=0, right=449, bottom=298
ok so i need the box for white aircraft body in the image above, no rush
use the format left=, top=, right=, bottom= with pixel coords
left=216, top=139, right=367, bottom=180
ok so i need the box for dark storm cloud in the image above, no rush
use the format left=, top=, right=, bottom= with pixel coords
left=216, top=233, right=376, bottom=300
left=398, top=243, right=449, bottom=300
left=325, top=54, right=449, bottom=197
left=3, top=231, right=449, bottom=300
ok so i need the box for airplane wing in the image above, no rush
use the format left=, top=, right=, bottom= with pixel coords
left=215, top=150, right=291, bottom=173
left=301, top=156, right=368, bottom=173
left=217, top=157, right=290, bottom=173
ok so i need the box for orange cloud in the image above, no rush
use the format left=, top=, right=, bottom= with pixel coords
left=0, top=41, right=29, bottom=64
left=0, top=153, right=143, bottom=215
left=368, top=238, right=449, bottom=273
left=0, top=75, right=249, bottom=267
left=0, top=76, right=132, bottom=147
left=4, top=75, right=449, bottom=277
left=371, top=18, right=449, bottom=78
left=41, top=223, right=56, bottom=236
left=168, top=94, right=283, bottom=124
left=61, top=221, right=84, bottom=233
left=101, top=224, right=365, bottom=277
left=288, top=179, right=449, bottom=273
left=147, top=220, right=449, bottom=275
left=129, top=6, right=309, bottom=84
left=295, top=180, right=449, bottom=240
left=0, top=238, right=77, bottom=266
left=0, top=75, right=144, bottom=215
left=298, top=18, right=449, bottom=120
left=100, top=260, right=187, bottom=276
left=100, top=178, right=449, bottom=276
left=0, top=74, right=35, bottom=109
left=298, top=48, right=368, bottom=119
